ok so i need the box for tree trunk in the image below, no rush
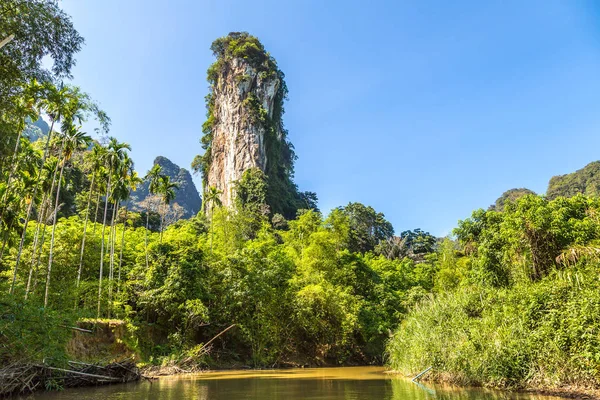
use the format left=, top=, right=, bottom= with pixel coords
left=0, top=219, right=14, bottom=261
left=25, top=195, right=47, bottom=300
left=107, top=201, right=118, bottom=318
left=30, top=213, right=49, bottom=299
left=159, top=212, right=164, bottom=244
left=44, top=157, right=66, bottom=308
left=145, top=207, right=150, bottom=269
left=97, top=174, right=112, bottom=319
left=28, top=156, right=60, bottom=300
left=0, top=130, right=23, bottom=224
left=9, top=118, right=56, bottom=295
left=92, top=192, right=101, bottom=233
left=210, top=206, right=214, bottom=254
left=117, top=206, right=128, bottom=294
left=76, top=173, right=95, bottom=289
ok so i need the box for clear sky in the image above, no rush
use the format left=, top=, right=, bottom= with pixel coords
left=59, top=0, right=600, bottom=236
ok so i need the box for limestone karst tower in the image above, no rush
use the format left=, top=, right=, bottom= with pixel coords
left=194, top=32, right=315, bottom=218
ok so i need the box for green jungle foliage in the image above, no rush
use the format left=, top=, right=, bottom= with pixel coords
left=388, top=194, right=600, bottom=389
left=3, top=3, right=600, bottom=392
left=1, top=197, right=435, bottom=366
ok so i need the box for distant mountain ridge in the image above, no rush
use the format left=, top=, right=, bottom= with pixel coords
left=492, top=160, right=600, bottom=209
left=129, top=156, right=202, bottom=219
left=490, top=188, right=537, bottom=211
left=547, top=161, right=600, bottom=200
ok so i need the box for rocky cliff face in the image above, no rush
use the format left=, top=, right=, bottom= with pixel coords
left=130, top=156, right=201, bottom=219
left=206, top=57, right=281, bottom=208
left=194, top=32, right=313, bottom=218
left=23, top=116, right=50, bottom=141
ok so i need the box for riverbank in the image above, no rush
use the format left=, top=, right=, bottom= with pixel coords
left=388, top=370, right=600, bottom=400
left=4, top=360, right=599, bottom=399
left=0, top=361, right=142, bottom=397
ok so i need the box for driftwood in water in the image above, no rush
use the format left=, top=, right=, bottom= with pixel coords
left=0, top=360, right=141, bottom=397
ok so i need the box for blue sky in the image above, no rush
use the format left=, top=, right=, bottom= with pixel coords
left=60, top=0, right=600, bottom=236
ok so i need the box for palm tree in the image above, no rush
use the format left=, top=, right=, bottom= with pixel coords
left=9, top=83, right=75, bottom=295
left=0, top=80, right=43, bottom=221
left=204, top=186, right=223, bottom=253
left=117, top=170, right=142, bottom=294
left=0, top=192, right=19, bottom=262
left=205, top=186, right=223, bottom=215
left=157, top=175, right=179, bottom=243
left=143, top=164, right=162, bottom=268
left=0, top=141, right=40, bottom=262
left=106, top=154, right=134, bottom=315
left=44, top=127, right=92, bottom=307
left=11, top=81, right=109, bottom=297
left=76, top=144, right=106, bottom=291
left=25, top=157, right=58, bottom=300
left=117, top=158, right=143, bottom=293
left=97, top=138, right=131, bottom=318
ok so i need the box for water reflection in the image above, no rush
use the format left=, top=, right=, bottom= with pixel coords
left=23, top=367, right=560, bottom=400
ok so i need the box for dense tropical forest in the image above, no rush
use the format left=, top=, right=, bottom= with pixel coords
left=2, top=0, right=600, bottom=395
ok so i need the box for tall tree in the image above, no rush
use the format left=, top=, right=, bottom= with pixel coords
left=10, top=83, right=76, bottom=295
left=143, top=164, right=162, bottom=267
left=97, top=138, right=130, bottom=318
left=76, top=144, right=106, bottom=290
left=117, top=167, right=142, bottom=294
left=157, top=175, right=179, bottom=243
left=204, top=186, right=223, bottom=253
left=44, top=127, right=91, bottom=307
left=0, top=0, right=84, bottom=166
left=337, top=202, right=394, bottom=253
left=106, top=154, right=135, bottom=313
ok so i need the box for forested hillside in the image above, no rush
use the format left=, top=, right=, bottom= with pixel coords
left=547, top=161, right=600, bottom=200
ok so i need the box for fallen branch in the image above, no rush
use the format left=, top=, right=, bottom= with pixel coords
left=42, top=366, right=121, bottom=381
left=412, top=366, right=432, bottom=382
left=67, top=360, right=106, bottom=369
left=200, top=324, right=236, bottom=352
left=59, top=324, right=93, bottom=333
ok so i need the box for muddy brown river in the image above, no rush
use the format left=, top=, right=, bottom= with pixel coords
left=24, top=366, right=561, bottom=399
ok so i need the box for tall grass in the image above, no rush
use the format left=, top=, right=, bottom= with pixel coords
left=387, top=265, right=600, bottom=389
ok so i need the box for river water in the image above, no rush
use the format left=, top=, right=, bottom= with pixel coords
left=26, top=367, right=559, bottom=400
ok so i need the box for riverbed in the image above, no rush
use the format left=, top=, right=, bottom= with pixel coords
left=24, top=366, right=562, bottom=399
